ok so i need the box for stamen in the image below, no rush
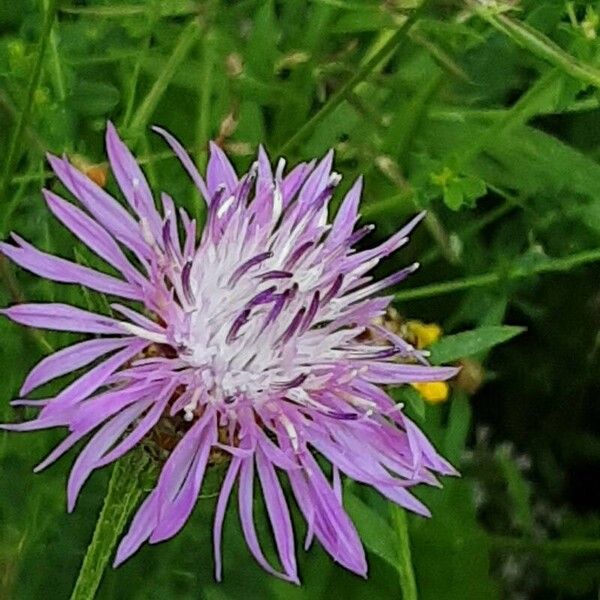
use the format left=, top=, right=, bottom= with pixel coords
left=274, top=373, right=307, bottom=391
left=284, top=241, right=313, bottom=270
left=321, top=274, right=343, bottom=304
left=300, top=291, right=320, bottom=333
left=246, top=286, right=277, bottom=308
left=226, top=308, right=251, bottom=343
left=257, top=270, right=293, bottom=282
left=229, top=251, right=273, bottom=286
left=277, top=307, right=306, bottom=345
left=181, top=261, right=194, bottom=303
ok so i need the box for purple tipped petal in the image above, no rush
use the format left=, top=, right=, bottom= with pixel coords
left=327, top=176, right=362, bottom=248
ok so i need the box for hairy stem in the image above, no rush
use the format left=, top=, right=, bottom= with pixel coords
left=69, top=451, right=151, bottom=600
left=394, top=248, right=600, bottom=302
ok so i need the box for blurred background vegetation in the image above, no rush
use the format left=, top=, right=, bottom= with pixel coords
left=2, top=0, right=600, bottom=598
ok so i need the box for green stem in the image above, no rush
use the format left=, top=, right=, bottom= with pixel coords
left=478, top=10, right=600, bottom=89
left=0, top=0, right=57, bottom=204
left=394, top=247, right=600, bottom=302
left=391, top=505, right=418, bottom=600
left=196, top=25, right=217, bottom=172
left=45, top=0, right=65, bottom=103
left=69, top=451, right=151, bottom=600
left=128, top=20, right=200, bottom=138
left=277, top=0, right=432, bottom=155
left=122, top=3, right=160, bottom=129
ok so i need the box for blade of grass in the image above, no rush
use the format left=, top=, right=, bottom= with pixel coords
left=196, top=26, right=217, bottom=172
left=122, top=2, right=161, bottom=128
left=128, top=19, right=200, bottom=139
left=277, top=0, right=433, bottom=155
left=394, top=247, right=600, bottom=302
left=477, top=9, right=600, bottom=89
left=59, top=4, right=197, bottom=17
left=45, top=0, right=66, bottom=103
left=0, top=0, right=57, bottom=204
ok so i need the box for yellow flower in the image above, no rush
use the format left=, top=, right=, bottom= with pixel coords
left=411, top=381, right=449, bottom=404
left=405, top=321, right=448, bottom=403
left=405, top=320, right=442, bottom=349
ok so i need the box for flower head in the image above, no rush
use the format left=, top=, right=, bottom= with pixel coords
left=0, top=123, right=458, bottom=582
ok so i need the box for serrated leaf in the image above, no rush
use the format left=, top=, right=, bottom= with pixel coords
left=428, top=325, right=525, bottom=365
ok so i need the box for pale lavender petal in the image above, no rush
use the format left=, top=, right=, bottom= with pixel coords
left=106, top=121, right=163, bottom=241
left=213, top=458, right=241, bottom=581
left=1, top=303, right=124, bottom=334
left=207, top=141, right=238, bottom=198
left=43, top=189, right=146, bottom=284
left=327, top=176, right=363, bottom=248
left=46, top=154, right=150, bottom=259
left=21, top=337, right=135, bottom=395
left=150, top=417, right=216, bottom=542
left=152, top=126, right=209, bottom=201
left=41, top=340, right=148, bottom=415
left=67, top=400, right=151, bottom=511
left=256, top=445, right=298, bottom=582
left=362, top=363, right=459, bottom=384
left=115, top=492, right=160, bottom=566
left=0, top=236, right=141, bottom=300
left=238, top=455, right=291, bottom=581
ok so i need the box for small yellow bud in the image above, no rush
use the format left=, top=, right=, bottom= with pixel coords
left=412, top=382, right=449, bottom=404
left=406, top=320, right=442, bottom=349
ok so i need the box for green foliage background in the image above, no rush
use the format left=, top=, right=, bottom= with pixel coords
left=1, top=0, right=600, bottom=598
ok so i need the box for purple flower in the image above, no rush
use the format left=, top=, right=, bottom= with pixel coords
left=0, top=122, right=458, bottom=582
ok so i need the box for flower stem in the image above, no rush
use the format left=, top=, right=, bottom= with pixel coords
left=391, top=505, right=418, bottom=600
left=394, top=247, right=600, bottom=302
left=69, top=450, right=151, bottom=600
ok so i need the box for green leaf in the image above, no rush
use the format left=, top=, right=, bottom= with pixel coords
left=443, top=393, right=472, bottom=464
left=345, top=492, right=397, bottom=568
left=428, top=325, right=525, bottom=364
left=69, top=80, right=120, bottom=116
